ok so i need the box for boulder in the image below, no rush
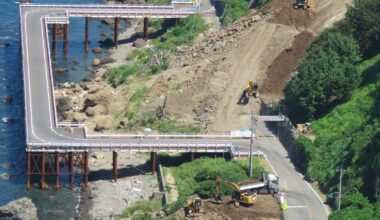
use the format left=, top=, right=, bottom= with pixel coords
left=92, top=47, right=102, bottom=54
left=0, top=197, right=37, bottom=220
left=132, top=38, right=147, bottom=48
left=0, top=173, right=10, bottom=180
left=92, top=152, right=105, bottom=159
left=2, top=96, right=11, bottom=104
left=94, top=115, right=113, bottom=131
left=83, top=98, right=96, bottom=110
left=54, top=67, right=69, bottom=74
left=92, top=58, right=101, bottom=66
left=85, top=105, right=107, bottom=117
left=72, top=112, right=87, bottom=122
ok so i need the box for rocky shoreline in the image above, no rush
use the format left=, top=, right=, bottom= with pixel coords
left=0, top=197, right=37, bottom=220
left=77, top=152, right=160, bottom=219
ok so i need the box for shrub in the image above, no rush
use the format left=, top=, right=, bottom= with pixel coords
left=221, top=0, right=249, bottom=25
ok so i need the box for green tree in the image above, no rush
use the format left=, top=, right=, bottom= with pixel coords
left=329, top=192, right=375, bottom=220
left=285, top=31, right=361, bottom=123
left=346, top=0, right=380, bottom=54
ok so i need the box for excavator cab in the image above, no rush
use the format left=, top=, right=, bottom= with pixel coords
left=294, top=0, right=313, bottom=9
left=215, top=177, right=257, bottom=207
left=238, top=80, right=259, bottom=105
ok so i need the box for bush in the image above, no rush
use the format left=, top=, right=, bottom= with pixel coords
left=118, top=200, right=161, bottom=220
left=108, top=63, right=142, bottom=87
left=221, top=0, right=249, bottom=25
left=154, top=15, right=208, bottom=51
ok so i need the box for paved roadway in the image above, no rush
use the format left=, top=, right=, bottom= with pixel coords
left=235, top=122, right=329, bottom=220
left=20, top=5, right=235, bottom=152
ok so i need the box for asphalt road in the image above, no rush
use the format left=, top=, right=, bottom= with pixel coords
left=234, top=122, right=329, bottom=220
left=20, top=6, right=233, bottom=151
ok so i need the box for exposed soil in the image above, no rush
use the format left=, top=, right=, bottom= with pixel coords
left=260, top=31, right=314, bottom=102
left=169, top=195, right=281, bottom=220
left=55, top=0, right=352, bottom=132
left=265, top=0, right=315, bottom=27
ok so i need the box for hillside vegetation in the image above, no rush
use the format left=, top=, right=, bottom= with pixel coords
left=284, top=0, right=380, bottom=218
left=163, top=157, right=264, bottom=214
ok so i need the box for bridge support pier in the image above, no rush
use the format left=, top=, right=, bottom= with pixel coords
left=69, top=152, right=74, bottom=190
left=114, top=17, right=119, bottom=48
left=55, top=152, right=60, bottom=190
left=52, top=24, right=58, bottom=59
left=85, top=17, right=89, bottom=51
left=27, top=151, right=31, bottom=191
left=64, top=24, right=69, bottom=58
left=83, top=152, right=89, bottom=189
left=113, top=151, right=118, bottom=182
left=151, top=151, right=157, bottom=175
left=143, top=17, right=148, bottom=40
left=191, top=152, right=195, bottom=162
left=41, top=152, right=46, bottom=190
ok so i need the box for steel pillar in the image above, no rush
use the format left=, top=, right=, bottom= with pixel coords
left=27, top=151, right=31, bottom=191
left=85, top=17, right=89, bottom=51
left=83, top=152, right=89, bottom=188
left=41, top=152, right=45, bottom=190
left=55, top=152, right=60, bottom=190
left=64, top=24, right=69, bottom=58
left=52, top=24, right=57, bottom=59
left=143, top=17, right=148, bottom=40
left=113, top=151, right=118, bottom=182
left=191, top=152, right=195, bottom=162
left=151, top=152, right=156, bottom=175
left=114, top=17, right=119, bottom=48
left=69, top=152, right=74, bottom=190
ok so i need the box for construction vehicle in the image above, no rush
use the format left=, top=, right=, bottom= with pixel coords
left=215, top=177, right=258, bottom=207
left=184, top=194, right=203, bottom=217
left=297, top=122, right=312, bottom=135
left=247, top=172, right=280, bottom=195
left=238, top=81, right=259, bottom=105
left=294, top=0, right=313, bottom=9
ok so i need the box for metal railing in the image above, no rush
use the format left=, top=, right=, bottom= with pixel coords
left=26, top=141, right=233, bottom=152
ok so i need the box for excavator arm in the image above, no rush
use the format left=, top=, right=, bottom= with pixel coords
left=215, top=177, right=240, bottom=199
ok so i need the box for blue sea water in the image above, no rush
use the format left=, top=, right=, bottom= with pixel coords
left=0, top=0, right=126, bottom=219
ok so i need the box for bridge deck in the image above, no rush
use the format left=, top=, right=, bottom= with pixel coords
left=19, top=3, right=236, bottom=153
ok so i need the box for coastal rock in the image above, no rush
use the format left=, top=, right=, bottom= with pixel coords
left=94, top=115, right=113, bottom=131
left=2, top=117, right=12, bottom=124
left=72, top=112, right=87, bottom=122
left=2, top=96, right=11, bottom=103
left=100, top=38, right=114, bottom=47
left=55, top=67, right=69, bottom=74
left=0, top=197, right=37, bottom=220
left=132, top=38, right=147, bottom=48
left=0, top=43, right=10, bottom=48
left=0, top=173, right=10, bottom=180
left=92, top=58, right=101, bottom=66
left=92, top=47, right=102, bottom=54
left=99, top=57, right=114, bottom=66
left=86, top=105, right=107, bottom=117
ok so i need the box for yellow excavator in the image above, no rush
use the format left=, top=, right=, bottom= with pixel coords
left=215, top=177, right=257, bottom=207
left=184, top=194, right=203, bottom=217
left=294, top=0, right=313, bottom=9
left=238, top=81, right=259, bottom=105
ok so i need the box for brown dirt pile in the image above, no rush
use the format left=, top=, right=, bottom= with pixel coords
left=261, top=31, right=314, bottom=101
left=265, top=0, right=315, bottom=27
left=168, top=195, right=281, bottom=220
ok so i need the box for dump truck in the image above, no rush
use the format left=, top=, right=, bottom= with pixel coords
left=240, top=173, right=279, bottom=195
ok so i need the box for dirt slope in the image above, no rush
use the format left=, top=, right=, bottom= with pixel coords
left=161, top=0, right=352, bottom=131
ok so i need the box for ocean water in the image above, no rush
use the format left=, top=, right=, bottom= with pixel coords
left=0, top=0, right=127, bottom=219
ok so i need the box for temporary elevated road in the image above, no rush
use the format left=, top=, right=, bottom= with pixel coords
left=20, top=3, right=237, bottom=153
